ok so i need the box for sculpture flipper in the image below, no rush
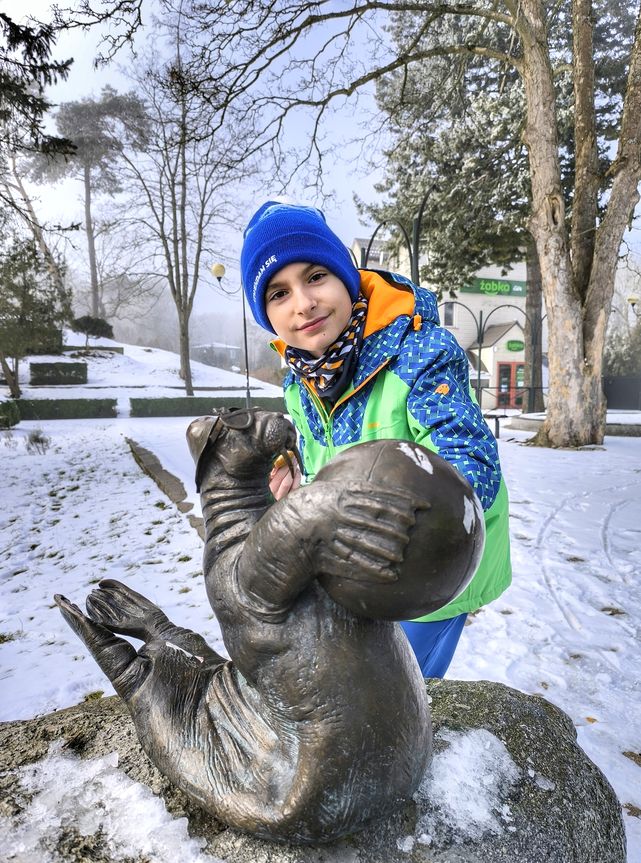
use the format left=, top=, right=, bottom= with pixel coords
left=316, top=483, right=429, bottom=582
left=86, top=579, right=225, bottom=668
left=54, top=594, right=150, bottom=702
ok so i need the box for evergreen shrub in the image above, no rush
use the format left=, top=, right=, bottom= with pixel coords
left=29, top=362, right=88, bottom=385
left=130, top=395, right=285, bottom=417
left=17, top=398, right=117, bottom=420
left=0, top=400, right=20, bottom=428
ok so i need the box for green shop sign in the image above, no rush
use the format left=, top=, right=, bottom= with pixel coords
left=461, top=277, right=527, bottom=296
left=506, top=339, right=525, bottom=352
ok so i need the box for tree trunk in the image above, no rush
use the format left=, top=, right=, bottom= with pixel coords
left=0, top=349, right=21, bottom=399
left=176, top=72, right=194, bottom=397
left=524, top=239, right=545, bottom=413
left=84, top=163, right=101, bottom=318
left=519, top=0, right=641, bottom=446
left=7, top=157, right=66, bottom=299
left=520, top=0, right=601, bottom=446
left=178, top=312, right=194, bottom=396
left=571, top=0, right=600, bottom=301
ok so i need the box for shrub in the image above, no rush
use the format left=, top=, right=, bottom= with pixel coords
left=70, top=316, right=114, bottom=346
left=29, top=361, right=88, bottom=386
left=25, top=428, right=51, bottom=454
left=0, top=400, right=20, bottom=428
left=17, top=398, right=117, bottom=420
left=129, top=395, right=285, bottom=417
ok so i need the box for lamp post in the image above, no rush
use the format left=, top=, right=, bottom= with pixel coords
left=210, top=263, right=252, bottom=409
left=362, top=187, right=436, bottom=284
left=627, top=295, right=640, bottom=318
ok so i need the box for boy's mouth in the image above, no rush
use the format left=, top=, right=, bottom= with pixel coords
left=298, top=314, right=329, bottom=333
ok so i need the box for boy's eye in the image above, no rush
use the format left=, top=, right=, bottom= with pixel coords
left=266, top=288, right=287, bottom=302
left=309, top=271, right=327, bottom=283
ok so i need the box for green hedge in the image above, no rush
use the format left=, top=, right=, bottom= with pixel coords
left=17, top=398, right=117, bottom=420
left=30, top=361, right=88, bottom=386
left=0, top=400, right=20, bottom=428
left=130, top=395, right=285, bottom=418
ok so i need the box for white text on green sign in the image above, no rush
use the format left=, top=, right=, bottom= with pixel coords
left=462, top=278, right=527, bottom=296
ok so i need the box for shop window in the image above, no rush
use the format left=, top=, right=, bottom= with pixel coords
left=442, top=302, right=455, bottom=327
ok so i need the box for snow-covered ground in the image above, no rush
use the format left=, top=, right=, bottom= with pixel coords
left=9, top=333, right=282, bottom=404
left=2, top=413, right=641, bottom=860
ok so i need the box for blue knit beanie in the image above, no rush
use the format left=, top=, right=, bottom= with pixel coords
left=240, top=201, right=361, bottom=333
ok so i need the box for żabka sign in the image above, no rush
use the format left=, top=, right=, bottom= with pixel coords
left=461, top=278, right=527, bottom=296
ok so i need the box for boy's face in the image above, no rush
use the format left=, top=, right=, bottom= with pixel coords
left=265, top=261, right=353, bottom=357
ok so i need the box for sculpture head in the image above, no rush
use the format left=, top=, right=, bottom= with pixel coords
left=187, top=407, right=300, bottom=488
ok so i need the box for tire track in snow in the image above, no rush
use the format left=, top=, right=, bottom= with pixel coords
left=534, top=491, right=583, bottom=631
left=534, top=478, right=641, bottom=633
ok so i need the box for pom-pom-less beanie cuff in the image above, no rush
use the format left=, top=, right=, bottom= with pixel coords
left=240, top=201, right=361, bottom=333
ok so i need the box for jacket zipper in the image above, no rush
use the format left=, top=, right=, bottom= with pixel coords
left=302, top=357, right=393, bottom=454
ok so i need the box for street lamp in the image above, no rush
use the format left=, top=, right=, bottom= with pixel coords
left=210, top=262, right=252, bottom=409
left=362, top=186, right=436, bottom=285
left=627, top=295, right=640, bottom=318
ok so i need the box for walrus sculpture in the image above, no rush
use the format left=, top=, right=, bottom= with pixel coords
left=55, top=407, right=485, bottom=844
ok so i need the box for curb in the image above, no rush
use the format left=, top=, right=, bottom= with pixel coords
left=126, top=438, right=205, bottom=540
left=508, top=416, right=641, bottom=437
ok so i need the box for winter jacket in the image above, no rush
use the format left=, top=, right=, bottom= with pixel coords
left=272, top=268, right=512, bottom=622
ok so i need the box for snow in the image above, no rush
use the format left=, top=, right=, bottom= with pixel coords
left=521, top=410, right=641, bottom=426
left=414, top=728, right=520, bottom=842
left=395, top=441, right=434, bottom=473
left=2, top=377, right=641, bottom=859
left=1, top=743, right=222, bottom=863
left=12, top=333, right=282, bottom=402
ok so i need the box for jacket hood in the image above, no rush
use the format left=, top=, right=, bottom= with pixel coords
left=359, top=269, right=440, bottom=336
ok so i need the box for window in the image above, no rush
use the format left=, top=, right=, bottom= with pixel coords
left=442, top=302, right=455, bottom=327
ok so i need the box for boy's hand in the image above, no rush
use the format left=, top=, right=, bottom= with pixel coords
left=270, top=461, right=302, bottom=500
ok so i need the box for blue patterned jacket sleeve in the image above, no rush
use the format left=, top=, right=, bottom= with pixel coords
left=404, top=326, right=502, bottom=511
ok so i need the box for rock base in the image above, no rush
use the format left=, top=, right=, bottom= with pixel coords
left=0, top=680, right=626, bottom=862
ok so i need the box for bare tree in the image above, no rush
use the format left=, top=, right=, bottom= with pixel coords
left=28, top=87, right=152, bottom=318
left=0, top=154, right=70, bottom=297
left=114, top=19, right=255, bottom=395
left=68, top=214, right=164, bottom=321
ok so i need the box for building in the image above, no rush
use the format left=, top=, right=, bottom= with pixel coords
left=443, top=264, right=539, bottom=411
left=191, top=342, right=243, bottom=371
left=350, top=238, right=391, bottom=269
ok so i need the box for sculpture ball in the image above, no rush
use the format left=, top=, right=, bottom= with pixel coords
left=317, top=439, right=486, bottom=621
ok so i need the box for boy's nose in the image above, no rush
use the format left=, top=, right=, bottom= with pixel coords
left=294, top=287, right=317, bottom=314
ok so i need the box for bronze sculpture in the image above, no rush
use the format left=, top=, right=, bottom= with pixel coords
left=55, top=408, right=484, bottom=844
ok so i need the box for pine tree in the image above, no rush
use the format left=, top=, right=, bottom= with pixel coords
left=0, top=237, right=72, bottom=397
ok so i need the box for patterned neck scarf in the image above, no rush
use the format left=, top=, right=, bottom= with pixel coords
left=285, top=295, right=368, bottom=401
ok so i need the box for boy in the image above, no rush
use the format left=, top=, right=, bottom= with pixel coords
left=240, top=200, right=511, bottom=678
